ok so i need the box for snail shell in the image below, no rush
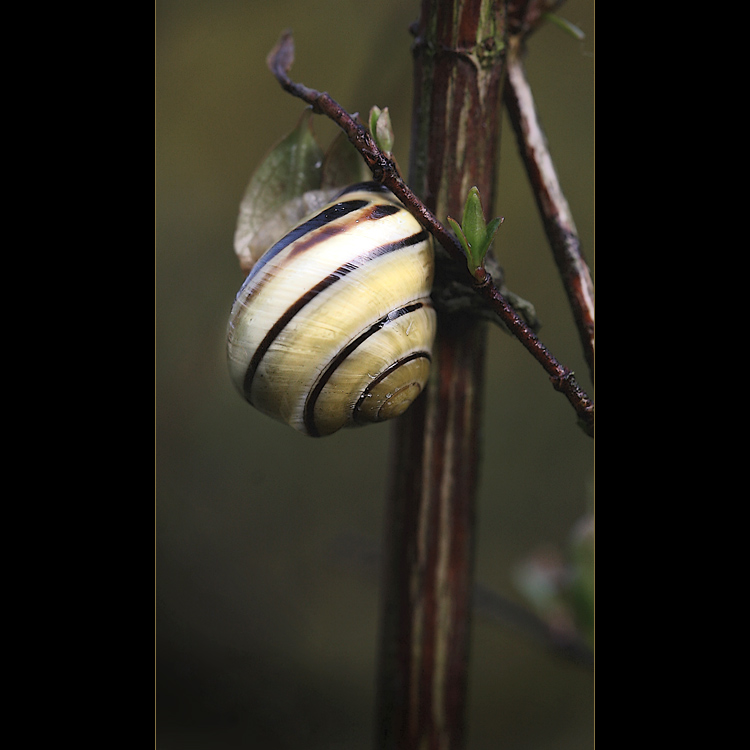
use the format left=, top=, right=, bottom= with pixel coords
left=227, top=181, right=436, bottom=437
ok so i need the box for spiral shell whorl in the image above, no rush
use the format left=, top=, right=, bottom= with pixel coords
left=227, top=182, right=436, bottom=437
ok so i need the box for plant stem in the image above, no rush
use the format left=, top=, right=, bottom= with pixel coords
left=376, top=314, right=486, bottom=749
left=374, top=2, right=506, bottom=747
left=504, top=40, right=595, bottom=381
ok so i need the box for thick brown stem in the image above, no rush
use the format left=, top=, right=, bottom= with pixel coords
left=376, top=314, right=485, bottom=749
left=374, top=2, right=505, bottom=748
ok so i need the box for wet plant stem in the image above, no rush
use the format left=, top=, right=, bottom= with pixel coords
left=376, top=1, right=503, bottom=746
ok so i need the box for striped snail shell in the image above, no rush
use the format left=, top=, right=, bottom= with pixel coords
left=227, top=181, right=436, bottom=437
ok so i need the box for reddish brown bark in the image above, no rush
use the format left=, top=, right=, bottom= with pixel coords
left=374, top=2, right=506, bottom=748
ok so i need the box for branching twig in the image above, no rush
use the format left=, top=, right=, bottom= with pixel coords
left=267, top=29, right=594, bottom=437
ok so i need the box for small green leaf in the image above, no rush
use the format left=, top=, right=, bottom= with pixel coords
left=446, top=216, right=470, bottom=255
left=368, top=107, right=380, bottom=138
left=484, top=216, right=504, bottom=248
left=448, top=187, right=503, bottom=278
left=369, top=106, right=394, bottom=155
left=461, top=187, right=488, bottom=255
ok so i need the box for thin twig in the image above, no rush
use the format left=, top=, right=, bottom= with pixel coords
left=266, top=30, right=594, bottom=437
left=504, top=41, right=595, bottom=381
left=504, top=1, right=594, bottom=380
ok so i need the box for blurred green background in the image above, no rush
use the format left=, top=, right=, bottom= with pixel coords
left=155, top=1, right=595, bottom=748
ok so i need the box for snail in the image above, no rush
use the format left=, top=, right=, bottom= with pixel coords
left=227, top=181, right=436, bottom=437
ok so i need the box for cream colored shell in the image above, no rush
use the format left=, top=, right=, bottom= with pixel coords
left=227, top=182, right=436, bottom=437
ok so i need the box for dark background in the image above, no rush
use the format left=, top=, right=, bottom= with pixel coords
left=155, top=1, right=595, bottom=747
